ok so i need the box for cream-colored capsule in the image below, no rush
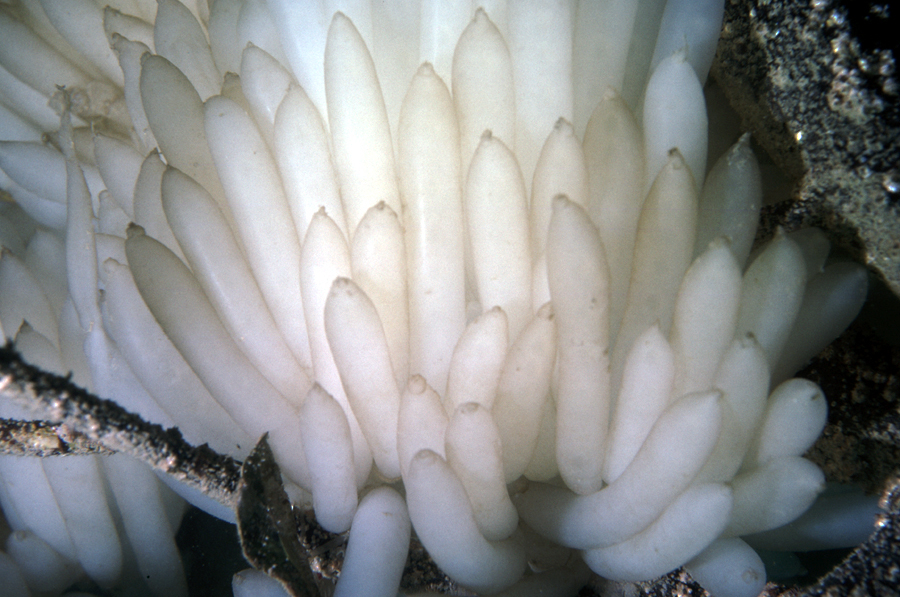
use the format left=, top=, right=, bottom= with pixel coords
left=273, top=85, right=348, bottom=244
left=161, top=167, right=310, bottom=403
left=204, top=95, right=310, bottom=371
left=445, top=402, right=518, bottom=541
left=611, top=149, right=697, bottom=394
left=466, top=132, right=532, bottom=341
left=603, top=323, right=674, bottom=484
left=325, top=11, right=400, bottom=236
left=494, top=302, right=557, bottom=483
left=576, top=89, right=645, bottom=339
left=547, top=195, right=610, bottom=495
left=397, top=375, right=449, bottom=480
left=398, top=62, right=466, bottom=393
left=154, top=0, right=221, bottom=100
left=444, top=307, right=508, bottom=413
left=351, top=202, right=408, bottom=390
left=531, top=118, right=589, bottom=263
left=452, top=8, right=515, bottom=173
left=583, top=483, right=732, bottom=582
left=300, top=384, right=358, bottom=534
left=325, top=277, right=402, bottom=480
left=405, top=449, right=526, bottom=594
left=140, top=54, right=226, bottom=209
left=125, top=227, right=311, bottom=489
left=669, top=237, right=742, bottom=398
left=300, top=210, right=373, bottom=487
left=516, top=390, right=723, bottom=549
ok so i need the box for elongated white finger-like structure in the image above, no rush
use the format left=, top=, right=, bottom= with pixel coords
left=531, top=118, right=589, bottom=261
left=725, top=456, right=825, bottom=537
left=0, top=62, right=62, bottom=131
left=300, top=384, right=358, bottom=534
left=265, top=0, right=330, bottom=121
left=103, top=7, right=155, bottom=51
left=207, top=0, right=243, bottom=75
left=419, top=0, right=469, bottom=86
left=0, top=141, right=67, bottom=205
left=241, top=45, right=294, bottom=149
left=274, top=85, right=348, bottom=244
left=745, top=378, right=828, bottom=468
left=524, top=397, right=559, bottom=482
left=452, top=8, right=515, bottom=174
left=86, top=324, right=175, bottom=427
left=6, top=528, right=80, bottom=595
left=43, top=456, right=123, bottom=588
left=572, top=0, right=639, bottom=136
left=351, top=202, right=408, bottom=390
left=774, top=261, right=868, bottom=382
left=466, top=133, right=532, bottom=340
left=446, top=402, right=518, bottom=541
left=643, top=49, right=707, bottom=189
left=0, top=89, right=42, bottom=142
left=204, top=95, right=312, bottom=370
left=685, top=538, right=766, bottom=597
left=603, top=324, right=674, bottom=484
left=5, top=181, right=66, bottom=230
left=94, top=134, right=143, bottom=217
left=103, top=455, right=188, bottom=597
left=154, top=0, right=221, bottom=100
left=300, top=211, right=372, bottom=486
left=161, top=167, right=310, bottom=404
left=744, top=484, right=882, bottom=552
left=325, top=277, right=402, bottom=480
left=517, top=390, right=722, bottom=549
left=0, top=250, right=59, bottom=348
left=406, top=449, right=527, bottom=594
left=111, top=36, right=157, bottom=154
left=333, top=487, right=411, bottom=597
left=445, top=307, right=508, bottom=412
left=37, top=0, right=123, bottom=86
left=0, top=9, right=91, bottom=97
left=695, top=334, right=769, bottom=483
left=547, top=196, right=610, bottom=495
left=0, top=455, right=78, bottom=563
left=370, top=0, right=420, bottom=132
left=507, top=0, right=573, bottom=188
left=583, top=92, right=645, bottom=339
left=102, top=258, right=253, bottom=456
left=612, top=150, right=697, bottom=391
left=140, top=54, right=227, bottom=209
left=133, top=150, right=185, bottom=261
left=669, top=237, right=742, bottom=398
left=495, top=302, right=557, bottom=482
left=125, top=227, right=310, bottom=488
left=57, top=297, right=90, bottom=388
left=64, top=137, right=102, bottom=332
left=695, top=134, right=761, bottom=266
left=14, top=324, right=63, bottom=380
left=236, top=0, right=290, bottom=70
left=398, top=63, right=466, bottom=393
left=736, top=230, right=807, bottom=369
left=326, top=12, right=400, bottom=236
left=583, top=483, right=732, bottom=582
left=24, top=230, right=67, bottom=317
left=650, top=0, right=725, bottom=85
left=398, top=375, right=449, bottom=479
